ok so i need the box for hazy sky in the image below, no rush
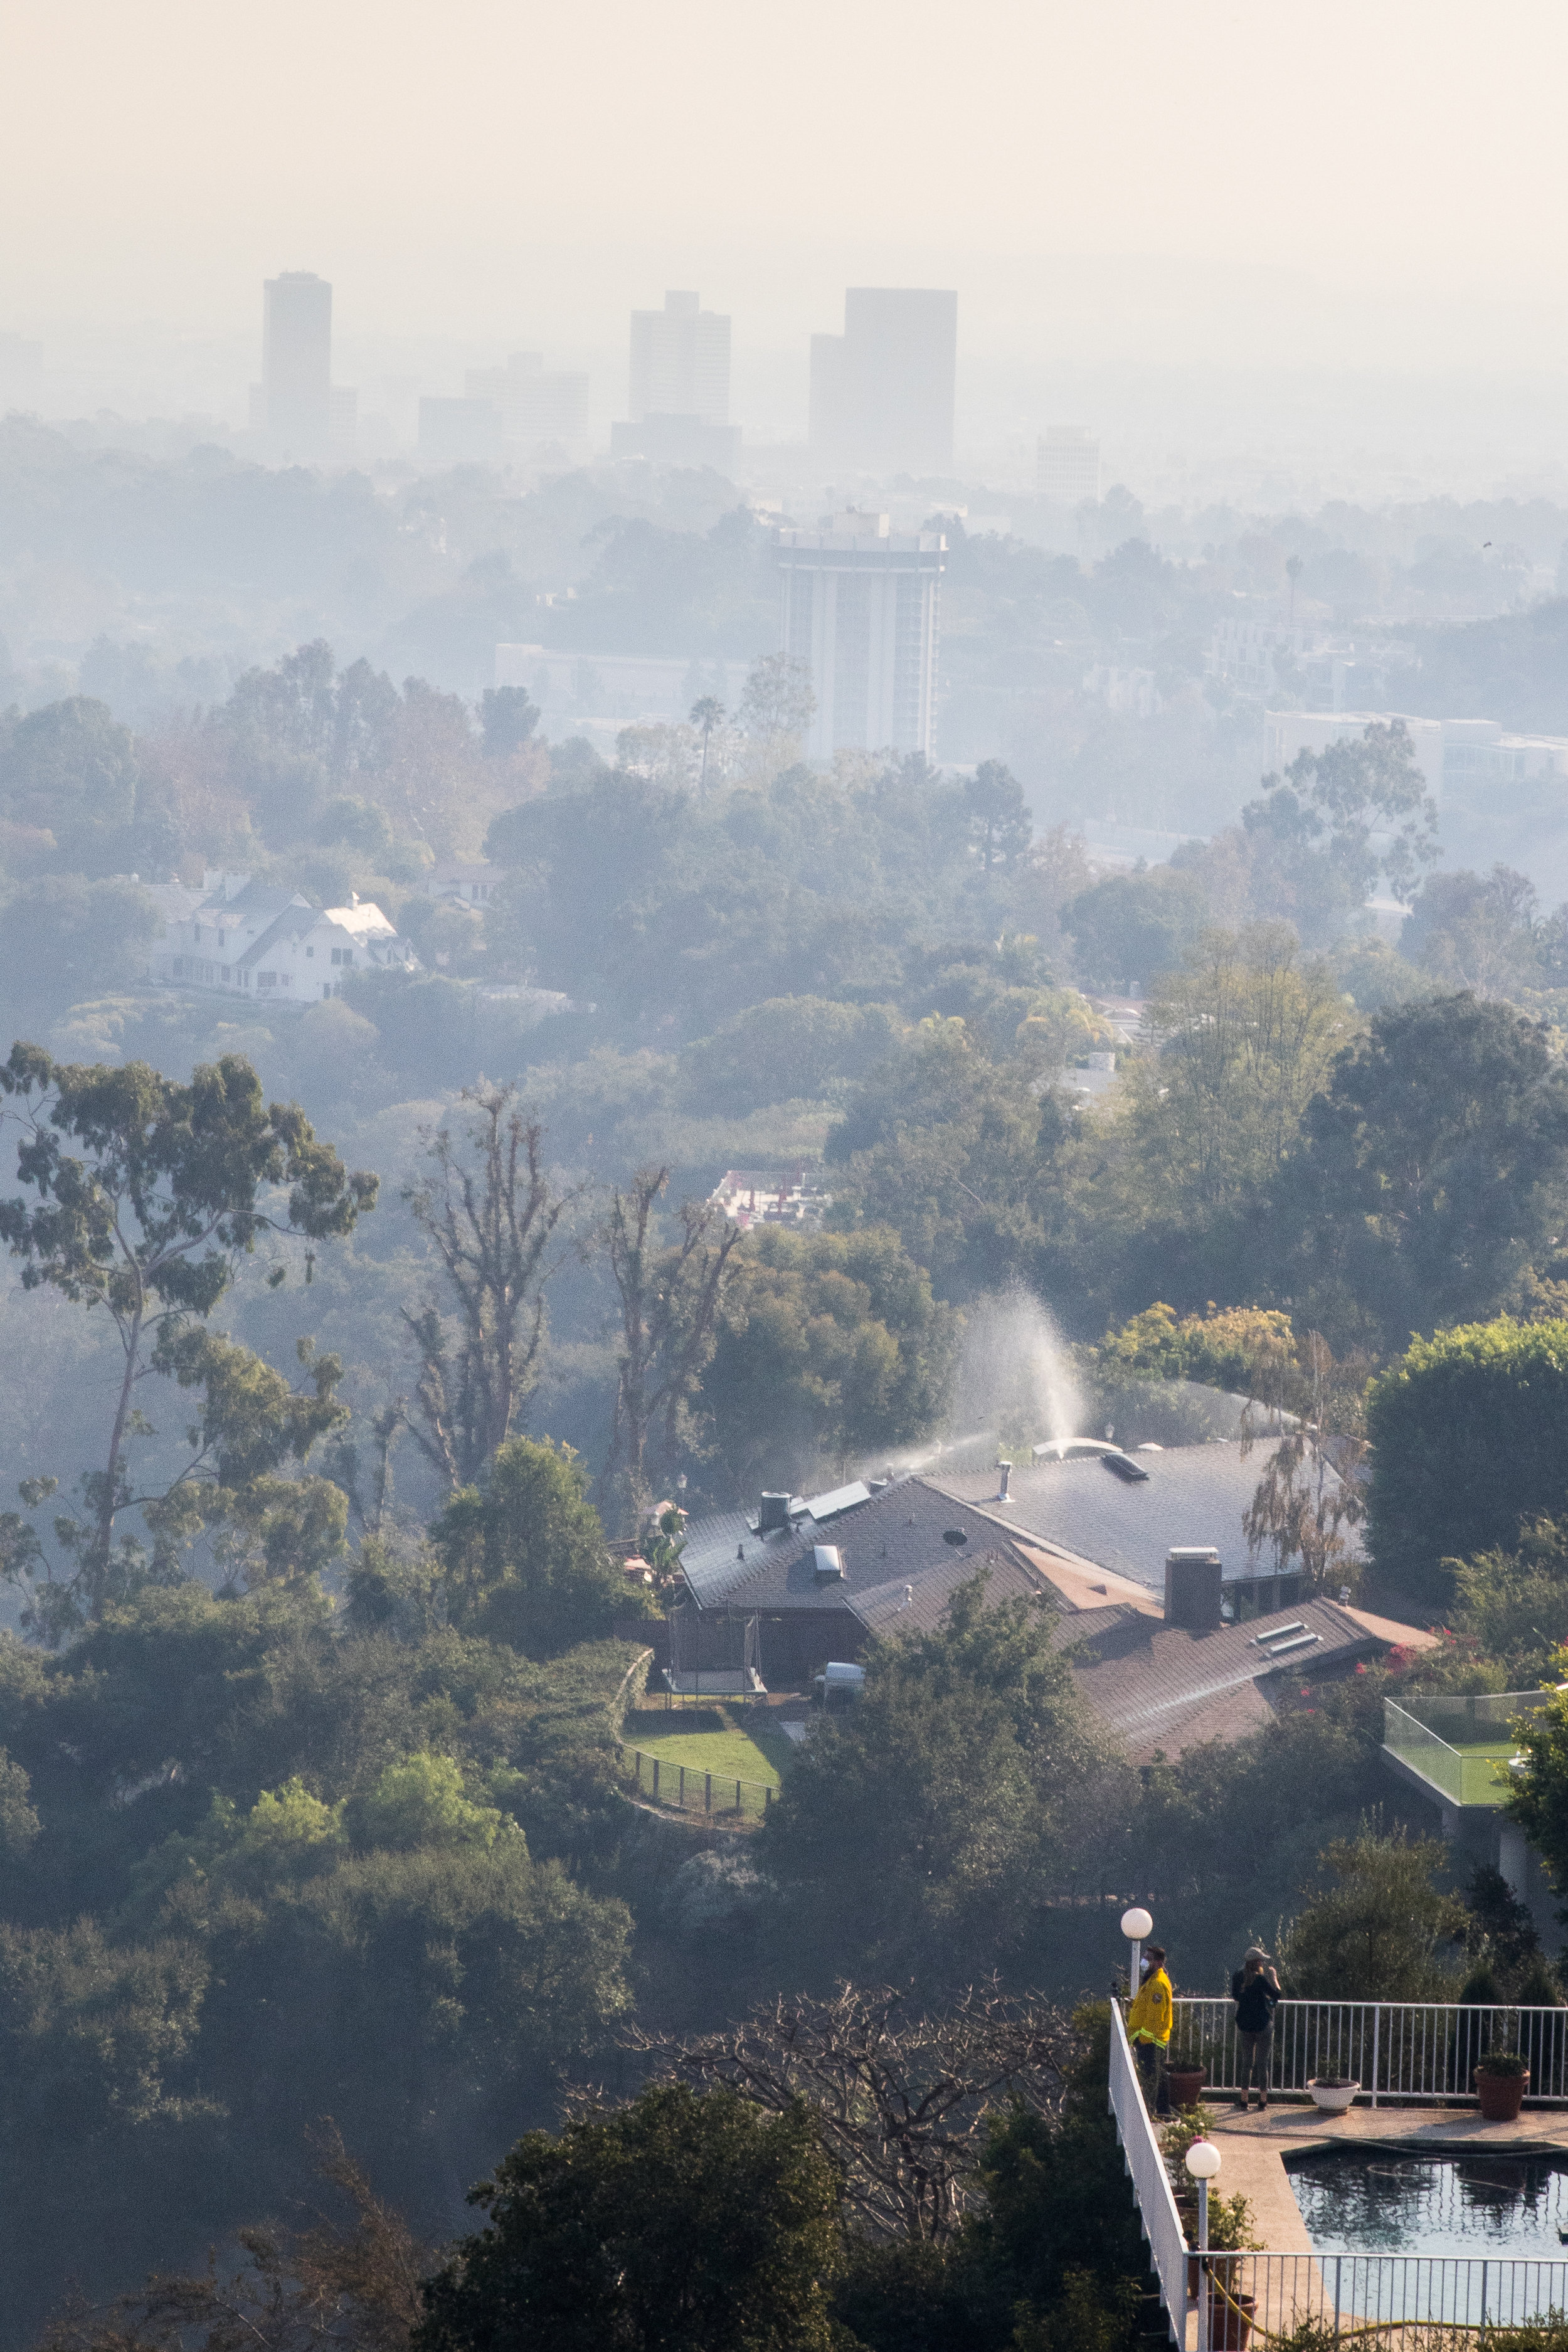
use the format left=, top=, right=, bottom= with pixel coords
left=7, top=0, right=1568, bottom=349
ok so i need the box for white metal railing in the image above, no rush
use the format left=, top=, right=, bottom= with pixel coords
left=1108, top=1998, right=1189, bottom=2335
left=1113, top=1998, right=1568, bottom=2344
left=1200, top=2251, right=1568, bottom=2341
left=1170, top=1996, right=1568, bottom=2106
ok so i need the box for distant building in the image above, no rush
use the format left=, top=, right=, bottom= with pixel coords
left=161, top=870, right=419, bottom=1001
left=430, top=859, right=502, bottom=908
left=260, top=272, right=332, bottom=450
left=1210, top=618, right=1386, bottom=709
left=776, top=511, right=946, bottom=760
left=808, top=288, right=958, bottom=475
left=1081, top=662, right=1160, bottom=717
left=249, top=273, right=357, bottom=455
left=1261, top=709, right=1568, bottom=803
left=628, top=290, right=730, bottom=424
left=464, top=352, right=589, bottom=451
left=672, top=1455, right=1418, bottom=1713
left=1037, top=425, right=1100, bottom=504
left=418, top=397, right=505, bottom=464
left=707, top=1167, right=830, bottom=1230
left=608, top=290, right=736, bottom=470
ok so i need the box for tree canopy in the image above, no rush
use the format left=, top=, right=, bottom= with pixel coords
left=415, top=2081, right=844, bottom=2352
left=1288, top=992, right=1568, bottom=1350
left=0, top=1047, right=376, bottom=1633
left=1365, top=1316, right=1568, bottom=1605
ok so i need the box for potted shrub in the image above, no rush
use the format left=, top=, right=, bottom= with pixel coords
left=1307, top=2074, right=1360, bottom=2114
left=1475, top=2048, right=1530, bottom=2122
left=1187, top=2190, right=1259, bottom=2300
left=1167, top=2058, right=1207, bottom=2109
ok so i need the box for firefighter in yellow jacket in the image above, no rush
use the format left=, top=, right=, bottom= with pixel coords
left=1126, top=1943, right=1172, bottom=2117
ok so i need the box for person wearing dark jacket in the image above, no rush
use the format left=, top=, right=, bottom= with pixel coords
left=1231, top=1944, right=1282, bottom=2109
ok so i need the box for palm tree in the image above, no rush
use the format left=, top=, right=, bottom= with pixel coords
left=689, top=696, right=724, bottom=793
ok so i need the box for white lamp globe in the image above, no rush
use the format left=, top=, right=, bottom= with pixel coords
left=1121, top=1907, right=1153, bottom=1941
left=1185, top=2140, right=1222, bottom=2181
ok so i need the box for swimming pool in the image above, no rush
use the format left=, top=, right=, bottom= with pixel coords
left=1287, top=2144, right=1568, bottom=2259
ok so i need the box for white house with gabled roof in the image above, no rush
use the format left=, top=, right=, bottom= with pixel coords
left=164, top=870, right=419, bottom=1004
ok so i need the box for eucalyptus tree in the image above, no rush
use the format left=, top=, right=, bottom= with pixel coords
left=401, top=1084, right=583, bottom=1490
left=0, top=1044, right=376, bottom=1634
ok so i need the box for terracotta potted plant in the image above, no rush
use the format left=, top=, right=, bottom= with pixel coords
left=1167, top=2059, right=1207, bottom=2110
left=1211, top=2285, right=1258, bottom=2349
left=1307, top=2075, right=1359, bottom=2114
left=1475, top=2048, right=1530, bottom=2122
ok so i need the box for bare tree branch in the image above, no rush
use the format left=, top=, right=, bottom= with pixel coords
left=621, top=1981, right=1071, bottom=2243
left=402, top=1085, right=581, bottom=1489
left=602, top=1169, right=741, bottom=1522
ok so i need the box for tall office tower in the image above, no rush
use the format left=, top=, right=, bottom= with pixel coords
left=627, top=290, right=730, bottom=424
left=262, top=272, right=332, bottom=448
left=1037, top=425, right=1100, bottom=503
left=776, top=512, right=946, bottom=762
left=808, top=289, right=957, bottom=475
left=465, top=352, right=590, bottom=448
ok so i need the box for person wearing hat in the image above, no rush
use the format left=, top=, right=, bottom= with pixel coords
left=1231, top=1944, right=1283, bottom=2109
left=1127, top=1944, right=1173, bottom=2117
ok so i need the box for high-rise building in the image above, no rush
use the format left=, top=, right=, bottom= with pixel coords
left=776, top=512, right=946, bottom=762
left=1037, top=425, right=1100, bottom=504
left=262, top=272, right=332, bottom=449
left=627, top=289, right=730, bottom=424
left=808, top=289, right=957, bottom=475
left=464, top=352, right=590, bottom=450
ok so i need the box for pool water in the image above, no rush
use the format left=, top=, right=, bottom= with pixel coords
left=1287, top=2146, right=1568, bottom=2257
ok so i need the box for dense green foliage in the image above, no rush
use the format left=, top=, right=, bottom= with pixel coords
left=0, top=1576, right=643, bottom=2344
left=431, top=1435, right=644, bottom=1654
left=1278, top=1823, right=1468, bottom=2000
left=1365, top=1318, right=1568, bottom=1604
left=1288, top=997, right=1568, bottom=1350
left=14, top=440, right=1568, bottom=2348
left=1505, top=1667, right=1568, bottom=1910
left=416, top=2082, right=844, bottom=2352
left=701, top=1226, right=956, bottom=1495
left=758, top=1578, right=1118, bottom=1980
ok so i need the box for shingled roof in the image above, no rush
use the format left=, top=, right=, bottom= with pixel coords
left=679, top=1476, right=1051, bottom=1619
left=931, top=1440, right=1361, bottom=1593
left=1050, top=1594, right=1384, bottom=1761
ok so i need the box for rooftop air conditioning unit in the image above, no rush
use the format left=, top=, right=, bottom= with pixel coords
left=1164, top=1546, right=1222, bottom=1632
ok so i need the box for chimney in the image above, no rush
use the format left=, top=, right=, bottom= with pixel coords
left=758, top=1492, right=791, bottom=1532
left=998, top=1460, right=1012, bottom=1500
left=1164, top=1547, right=1222, bottom=1631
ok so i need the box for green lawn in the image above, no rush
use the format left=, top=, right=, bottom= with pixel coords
left=620, top=1715, right=796, bottom=1791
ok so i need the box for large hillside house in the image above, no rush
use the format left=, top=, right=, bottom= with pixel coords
left=158, top=869, right=419, bottom=1002
left=669, top=1442, right=1422, bottom=1751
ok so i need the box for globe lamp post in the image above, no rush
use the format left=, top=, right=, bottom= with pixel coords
left=1121, top=1905, right=1153, bottom=1996
left=1186, top=2138, right=1222, bottom=2351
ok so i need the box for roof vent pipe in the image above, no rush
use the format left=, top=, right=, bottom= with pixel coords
left=998, top=1460, right=1012, bottom=1500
